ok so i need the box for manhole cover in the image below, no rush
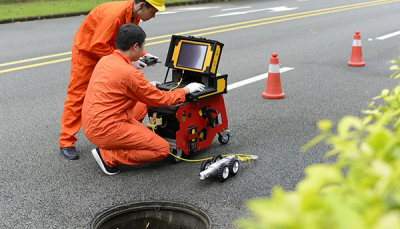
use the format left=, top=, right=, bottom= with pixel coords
left=91, top=201, right=211, bottom=229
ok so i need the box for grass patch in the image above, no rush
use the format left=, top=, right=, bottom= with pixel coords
left=0, top=0, right=197, bottom=20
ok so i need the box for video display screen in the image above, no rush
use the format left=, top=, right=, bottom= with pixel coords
left=176, top=42, right=208, bottom=70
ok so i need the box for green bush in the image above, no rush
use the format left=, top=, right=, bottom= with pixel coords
left=0, top=0, right=41, bottom=3
left=236, top=50, right=400, bottom=229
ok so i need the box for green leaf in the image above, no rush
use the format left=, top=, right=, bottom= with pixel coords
left=381, top=89, right=390, bottom=98
left=365, top=128, right=395, bottom=154
left=317, top=119, right=332, bottom=132
left=394, top=85, right=400, bottom=95
left=390, top=69, right=400, bottom=79
left=383, top=95, right=399, bottom=108
left=372, top=211, right=400, bottom=229
left=362, top=115, right=373, bottom=125
left=337, top=116, right=362, bottom=136
left=297, top=164, right=343, bottom=195
left=324, top=148, right=341, bottom=158
left=370, top=160, right=393, bottom=195
left=325, top=192, right=367, bottom=229
left=245, top=196, right=298, bottom=227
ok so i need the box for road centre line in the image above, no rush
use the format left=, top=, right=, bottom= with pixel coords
left=148, top=0, right=394, bottom=40
left=0, top=52, right=71, bottom=67
left=227, top=67, right=293, bottom=91
left=0, top=58, right=71, bottom=74
left=0, top=0, right=392, bottom=62
left=376, top=30, right=400, bottom=40
left=0, top=0, right=397, bottom=74
left=191, top=0, right=400, bottom=37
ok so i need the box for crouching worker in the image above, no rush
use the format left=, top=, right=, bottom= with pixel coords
left=82, top=24, right=205, bottom=175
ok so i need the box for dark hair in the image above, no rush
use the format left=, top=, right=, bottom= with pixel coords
left=115, top=24, right=146, bottom=51
left=134, top=0, right=152, bottom=10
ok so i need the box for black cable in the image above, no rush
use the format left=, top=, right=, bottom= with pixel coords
left=163, top=64, right=171, bottom=84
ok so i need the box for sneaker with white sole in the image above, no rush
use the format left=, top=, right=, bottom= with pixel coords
left=91, top=148, right=120, bottom=175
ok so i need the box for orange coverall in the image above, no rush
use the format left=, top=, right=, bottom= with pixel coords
left=59, top=0, right=146, bottom=148
left=82, top=51, right=186, bottom=167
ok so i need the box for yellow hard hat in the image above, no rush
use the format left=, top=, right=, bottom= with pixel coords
left=146, top=0, right=166, bottom=12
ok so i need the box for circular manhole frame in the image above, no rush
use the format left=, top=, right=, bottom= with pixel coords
left=91, top=201, right=211, bottom=229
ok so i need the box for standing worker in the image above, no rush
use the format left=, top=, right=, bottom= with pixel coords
left=59, top=0, right=165, bottom=160
left=82, top=24, right=205, bottom=175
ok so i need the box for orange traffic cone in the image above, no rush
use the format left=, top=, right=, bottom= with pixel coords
left=262, top=53, right=285, bottom=99
left=348, top=31, right=365, bottom=66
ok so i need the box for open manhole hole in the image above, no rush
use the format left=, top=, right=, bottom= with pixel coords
left=91, top=201, right=211, bottom=229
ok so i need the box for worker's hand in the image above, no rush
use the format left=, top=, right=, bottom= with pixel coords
left=185, top=82, right=205, bottom=94
left=144, top=53, right=159, bottom=60
left=150, top=81, right=161, bottom=86
left=143, top=53, right=159, bottom=67
left=132, top=59, right=147, bottom=69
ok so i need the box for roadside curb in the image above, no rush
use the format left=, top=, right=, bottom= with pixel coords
left=0, top=0, right=234, bottom=25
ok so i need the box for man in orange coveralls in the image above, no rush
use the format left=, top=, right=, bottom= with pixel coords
left=60, top=0, right=165, bottom=160
left=82, top=24, right=205, bottom=175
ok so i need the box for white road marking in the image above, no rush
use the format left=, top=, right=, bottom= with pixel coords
left=268, top=6, right=298, bottom=12
left=158, top=6, right=220, bottom=15
left=211, top=8, right=277, bottom=18
left=227, top=67, right=294, bottom=91
left=157, top=11, right=178, bottom=15
left=376, top=31, right=400, bottom=40
left=180, top=7, right=220, bottom=11
left=222, top=6, right=252, bottom=11
left=211, top=6, right=298, bottom=18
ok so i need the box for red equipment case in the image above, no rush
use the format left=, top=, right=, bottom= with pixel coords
left=147, top=35, right=231, bottom=162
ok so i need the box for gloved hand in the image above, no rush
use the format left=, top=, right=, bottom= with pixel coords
left=132, top=59, right=147, bottom=69
left=143, top=53, right=160, bottom=67
left=150, top=81, right=161, bottom=86
left=144, top=53, right=159, bottom=60
left=185, top=82, right=205, bottom=94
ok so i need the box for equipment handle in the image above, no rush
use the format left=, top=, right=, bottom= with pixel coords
left=205, top=107, right=218, bottom=128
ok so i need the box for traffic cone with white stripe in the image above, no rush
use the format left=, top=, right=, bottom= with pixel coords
left=262, top=53, right=285, bottom=99
left=348, top=31, right=365, bottom=66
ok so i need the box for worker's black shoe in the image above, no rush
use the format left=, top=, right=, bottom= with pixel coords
left=60, top=146, right=79, bottom=160
left=91, top=148, right=120, bottom=175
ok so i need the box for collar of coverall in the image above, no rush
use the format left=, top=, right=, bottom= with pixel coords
left=126, top=0, right=134, bottom=24
left=115, top=50, right=132, bottom=64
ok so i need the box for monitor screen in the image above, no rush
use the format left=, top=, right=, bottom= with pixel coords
left=176, top=42, right=208, bottom=70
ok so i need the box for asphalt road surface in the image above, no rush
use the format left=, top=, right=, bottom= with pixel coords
left=1, top=0, right=400, bottom=228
